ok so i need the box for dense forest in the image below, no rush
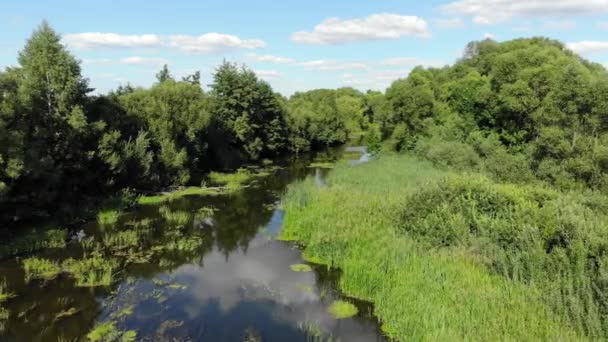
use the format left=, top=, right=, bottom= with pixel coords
left=0, top=22, right=372, bottom=227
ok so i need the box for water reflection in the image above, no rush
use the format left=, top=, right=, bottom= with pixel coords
left=0, top=148, right=387, bottom=341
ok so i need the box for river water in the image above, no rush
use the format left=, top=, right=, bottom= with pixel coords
left=0, top=148, right=388, bottom=341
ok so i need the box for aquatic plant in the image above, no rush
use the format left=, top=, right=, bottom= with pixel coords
left=86, top=321, right=136, bottom=341
left=327, top=300, right=358, bottom=319
left=103, top=230, right=141, bottom=251
left=63, top=256, right=118, bottom=287
left=209, top=168, right=252, bottom=191
left=137, top=187, right=221, bottom=205
left=290, top=264, right=313, bottom=272
left=0, top=228, right=66, bottom=258
left=97, top=209, right=121, bottom=225
left=158, top=206, right=192, bottom=226
left=22, top=257, right=62, bottom=282
left=0, top=280, right=14, bottom=303
left=55, top=307, right=80, bottom=321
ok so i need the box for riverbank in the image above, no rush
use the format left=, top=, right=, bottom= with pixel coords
left=280, top=154, right=596, bottom=340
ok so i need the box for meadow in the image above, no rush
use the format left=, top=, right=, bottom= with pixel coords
left=280, top=154, right=608, bottom=340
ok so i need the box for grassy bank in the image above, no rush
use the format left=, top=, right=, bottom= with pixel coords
left=280, top=154, right=594, bottom=340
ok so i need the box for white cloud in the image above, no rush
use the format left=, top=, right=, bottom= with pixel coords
left=567, top=41, right=608, bottom=55
left=255, top=70, right=282, bottom=79
left=83, top=57, right=167, bottom=66
left=598, top=21, right=608, bottom=30
left=64, top=33, right=161, bottom=49
left=120, top=56, right=168, bottom=66
left=382, top=57, right=445, bottom=68
left=63, top=32, right=266, bottom=54
left=82, top=58, right=113, bottom=65
left=484, top=32, right=495, bottom=39
left=442, top=0, right=608, bottom=24
left=543, top=20, right=576, bottom=30
left=300, top=60, right=369, bottom=71
left=168, top=33, right=266, bottom=54
left=290, top=13, right=430, bottom=45
left=435, top=18, right=465, bottom=29
left=247, top=53, right=295, bottom=64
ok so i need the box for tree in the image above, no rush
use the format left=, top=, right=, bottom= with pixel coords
left=156, top=64, right=173, bottom=83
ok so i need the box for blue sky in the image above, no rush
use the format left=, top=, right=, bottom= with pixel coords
left=1, top=0, right=608, bottom=95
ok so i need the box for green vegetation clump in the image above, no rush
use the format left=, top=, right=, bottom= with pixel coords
left=97, top=209, right=121, bottom=225
left=158, top=206, right=192, bottom=226
left=63, top=256, right=117, bottom=287
left=307, top=162, right=334, bottom=169
left=208, top=169, right=252, bottom=191
left=281, top=155, right=582, bottom=340
left=22, top=257, right=62, bottom=282
left=86, top=321, right=135, bottom=342
left=137, top=187, right=222, bottom=205
left=0, top=228, right=66, bottom=258
left=0, top=280, right=14, bottom=303
left=290, top=264, right=313, bottom=272
left=327, top=300, right=358, bottom=319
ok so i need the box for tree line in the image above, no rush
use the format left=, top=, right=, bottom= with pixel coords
left=0, top=22, right=372, bottom=226
left=370, top=37, right=608, bottom=192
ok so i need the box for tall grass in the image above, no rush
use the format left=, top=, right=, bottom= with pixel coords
left=208, top=168, right=252, bottom=191
left=281, top=154, right=582, bottom=340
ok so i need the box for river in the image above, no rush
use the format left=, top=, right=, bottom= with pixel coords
left=0, top=148, right=388, bottom=341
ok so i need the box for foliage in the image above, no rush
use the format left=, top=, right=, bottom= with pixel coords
left=382, top=38, right=608, bottom=192
left=281, top=155, right=581, bottom=340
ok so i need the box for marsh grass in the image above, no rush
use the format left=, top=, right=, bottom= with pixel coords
left=97, top=209, right=121, bottom=225
left=281, top=154, right=582, bottom=340
left=0, top=280, right=15, bottom=303
left=159, top=206, right=192, bottom=226
left=0, top=228, right=66, bottom=258
left=22, top=257, right=62, bottom=282
left=62, top=256, right=117, bottom=287
left=137, top=187, right=221, bottom=205
left=209, top=168, right=252, bottom=191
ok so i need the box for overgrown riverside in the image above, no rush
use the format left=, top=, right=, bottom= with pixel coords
left=2, top=21, right=608, bottom=341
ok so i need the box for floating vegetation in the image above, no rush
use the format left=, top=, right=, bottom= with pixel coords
left=54, top=307, right=79, bottom=321
left=63, top=256, right=118, bottom=287
left=162, top=235, right=203, bottom=253
left=86, top=321, right=135, bottom=342
left=307, top=162, right=335, bottom=169
left=97, top=209, right=121, bottom=225
left=22, top=257, right=62, bottom=282
left=0, top=280, right=15, bottom=303
left=103, top=230, right=141, bottom=252
left=327, top=300, right=358, bottom=319
left=159, top=206, right=192, bottom=226
left=290, top=264, right=313, bottom=272
left=137, top=187, right=221, bottom=205
left=167, top=283, right=188, bottom=290
left=209, top=168, right=252, bottom=191
left=112, top=305, right=134, bottom=319
left=0, top=228, right=66, bottom=259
